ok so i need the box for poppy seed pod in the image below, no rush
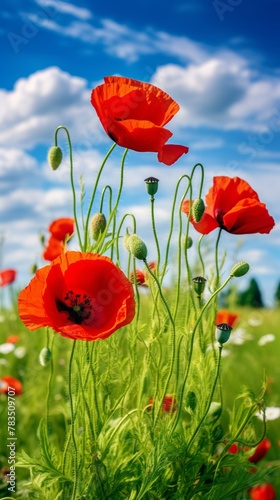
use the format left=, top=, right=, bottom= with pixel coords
left=90, top=213, right=107, bottom=241
left=181, top=234, right=193, bottom=250
left=144, top=177, right=159, bottom=196
left=216, top=323, right=232, bottom=344
left=39, top=347, right=52, bottom=367
left=192, top=276, right=207, bottom=296
left=128, top=234, right=148, bottom=260
left=123, top=233, right=131, bottom=251
left=192, top=198, right=205, bottom=223
left=48, top=146, right=63, bottom=170
left=230, top=261, right=250, bottom=278
left=206, top=402, right=222, bottom=423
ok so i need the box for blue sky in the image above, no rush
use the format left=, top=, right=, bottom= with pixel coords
left=1, top=0, right=280, bottom=306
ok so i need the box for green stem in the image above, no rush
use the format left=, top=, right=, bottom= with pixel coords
left=214, top=228, right=223, bottom=289
left=54, top=126, right=83, bottom=250
left=150, top=196, right=161, bottom=273
left=83, top=142, right=117, bottom=251
left=171, top=273, right=233, bottom=432
left=143, top=260, right=176, bottom=426
left=186, top=345, right=223, bottom=452
left=68, top=340, right=78, bottom=500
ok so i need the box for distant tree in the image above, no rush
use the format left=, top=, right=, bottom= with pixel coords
left=237, top=277, right=264, bottom=308
left=274, top=281, right=280, bottom=306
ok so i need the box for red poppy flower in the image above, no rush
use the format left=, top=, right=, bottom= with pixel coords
left=18, top=251, right=135, bottom=341
left=216, top=310, right=239, bottom=328
left=43, top=236, right=64, bottom=262
left=91, top=76, right=189, bottom=165
left=182, top=176, right=275, bottom=235
left=0, top=269, right=17, bottom=287
left=49, top=218, right=74, bottom=242
left=130, top=269, right=147, bottom=287
left=0, top=376, right=23, bottom=395
left=147, top=395, right=177, bottom=413
left=6, top=335, right=19, bottom=344
left=247, top=438, right=271, bottom=464
left=249, top=484, right=276, bottom=500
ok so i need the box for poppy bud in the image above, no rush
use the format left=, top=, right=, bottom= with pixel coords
left=123, top=233, right=131, bottom=251
left=216, top=323, right=232, bottom=344
left=192, top=198, right=205, bottom=223
left=48, top=146, right=63, bottom=170
left=206, top=402, right=222, bottom=422
left=212, top=424, right=224, bottom=441
left=127, top=234, right=148, bottom=260
left=186, top=391, right=196, bottom=412
left=230, top=261, right=250, bottom=278
left=144, top=177, right=159, bottom=196
left=90, top=213, right=107, bottom=241
left=181, top=234, right=193, bottom=249
left=30, top=263, right=38, bottom=274
left=39, top=347, right=52, bottom=367
left=192, top=276, right=207, bottom=296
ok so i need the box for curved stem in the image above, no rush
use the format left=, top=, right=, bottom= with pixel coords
left=150, top=196, right=161, bottom=273
left=214, top=228, right=223, bottom=289
left=68, top=340, right=78, bottom=500
left=171, top=273, right=233, bottom=432
left=54, top=126, right=83, bottom=250
left=83, top=142, right=117, bottom=251
left=143, top=259, right=176, bottom=426
left=186, top=345, right=223, bottom=452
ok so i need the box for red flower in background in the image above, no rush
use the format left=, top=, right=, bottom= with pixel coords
left=249, top=484, right=276, bottom=500
left=147, top=396, right=177, bottom=413
left=6, top=335, right=19, bottom=344
left=43, top=236, right=64, bottom=262
left=91, top=76, right=189, bottom=165
left=247, top=438, right=271, bottom=464
left=49, top=218, right=74, bottom=241
left=130, top=262, right=157, bottom=287
left=0, top=376, right=23, bottom=395
left=43, top=218, right=75, bottom=262
left=0, top=269, right=17, bottom=287
left=216, top=310, right=239, bottom=328
left=18, top=251, right=135, bottom=341
left=182, top=176, right=275, bottom=235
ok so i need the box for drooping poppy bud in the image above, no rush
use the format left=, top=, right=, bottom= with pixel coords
left=192, top=198, right=205, bottom=223
left=39, top=347, right=52, bottom=367
left=127, top=234, right=148, bottom=260
left=216, top=323, right=232, bottom=344
left=192, top=276, right=207, bottom=296
left=144, top=177, right=159, bottom=196
left=123, top=233, right=131, bottom=251
left=230, top=261, right=250, bottom=278
left=181, top=234, right=193, bottom=250
left=48, top=146, right=63, bottom=170
left=90, top=213, right=107, bottom=241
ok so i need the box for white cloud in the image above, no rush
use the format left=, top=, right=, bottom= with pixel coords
left=151, top=55, right=280, bottom=131
left=34, top=0, right=92, bottom=20
left=0, top=66, right=98, bottom=149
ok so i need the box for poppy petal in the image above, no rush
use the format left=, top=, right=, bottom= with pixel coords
left=223, top=199, right=275, bottom=234
left=157, top=144, right=189, bottom=166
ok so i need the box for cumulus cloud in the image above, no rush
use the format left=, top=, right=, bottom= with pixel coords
left=151, top=55, right=280, bottom=131
left=0, top=66, right=99, bottom=148
left=34, top=0, right=92, bottom=20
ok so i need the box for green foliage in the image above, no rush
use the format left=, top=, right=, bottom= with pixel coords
left=238, top=278, right=264, bottom=308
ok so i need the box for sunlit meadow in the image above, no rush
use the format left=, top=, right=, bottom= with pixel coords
left=0, top=77, right=280, bottom=500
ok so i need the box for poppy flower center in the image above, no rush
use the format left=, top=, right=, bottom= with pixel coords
left=56, top=290, right=93, bottom=324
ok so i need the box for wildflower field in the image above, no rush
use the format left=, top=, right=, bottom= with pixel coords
left=0, top=77, right=279, bottom=499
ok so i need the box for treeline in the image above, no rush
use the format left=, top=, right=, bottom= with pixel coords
left=221, top=277, right=280, bottom=309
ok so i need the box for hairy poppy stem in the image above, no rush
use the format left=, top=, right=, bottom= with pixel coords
left=143, top=259, right=176, bottom=426
left=68, top=340, right=78, bottom=499
left=83, top=142, right=117, bottom=251
left=186, top=345, right=223, bottom=452
left=54, top=126, right=83, bottom=251
left=171, top=273, right=233, bottom=433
